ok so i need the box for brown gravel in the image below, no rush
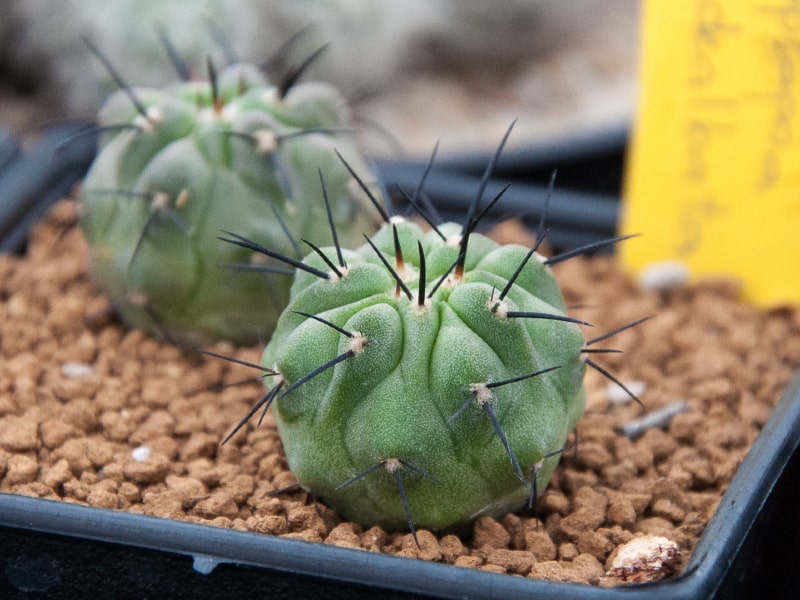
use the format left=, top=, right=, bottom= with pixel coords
left=1, top=200, right=799, bottom=585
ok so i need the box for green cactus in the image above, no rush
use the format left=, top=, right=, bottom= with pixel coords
left=217, top=125, right=643, bottom=541
left=79, top=44, right=381, bottom=346
left=217, top=127, right=594, bottom=538
left=252, top=213, right=589, bottom=532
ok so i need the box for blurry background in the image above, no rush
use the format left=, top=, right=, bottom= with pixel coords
left=0, top=0, right=639, bottom=158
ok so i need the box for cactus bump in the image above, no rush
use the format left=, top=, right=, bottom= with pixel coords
left=79, top=39, right=381, bottom=346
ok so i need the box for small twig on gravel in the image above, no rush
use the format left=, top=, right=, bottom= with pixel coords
left=618, top=401, right=688, bottom=438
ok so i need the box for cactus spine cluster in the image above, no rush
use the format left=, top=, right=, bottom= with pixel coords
left=79, top=42, right=381, bottom=346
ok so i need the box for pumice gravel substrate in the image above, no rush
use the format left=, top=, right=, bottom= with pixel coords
left=1, top=201, right=798, bottom=586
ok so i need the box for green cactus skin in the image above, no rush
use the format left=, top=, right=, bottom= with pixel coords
left=80, top=60, right=380, bottom=346
left=257, top=216, right=588, bottom=533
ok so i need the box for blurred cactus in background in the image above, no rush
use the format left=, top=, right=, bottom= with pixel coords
left=80, top=42, right=382, bottom=345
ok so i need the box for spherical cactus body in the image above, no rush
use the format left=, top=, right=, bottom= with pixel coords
left=80, top=59, right=380, bottom=346
left=259, top=217, right=587, bottom=533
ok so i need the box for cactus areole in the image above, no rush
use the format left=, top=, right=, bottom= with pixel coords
left=80, top=60, right=380, bottom=346
left=258, top=217, right=588, bottom=533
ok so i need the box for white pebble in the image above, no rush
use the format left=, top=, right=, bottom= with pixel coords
left=606, top=535, right=680, bottom=582
left=60, top=362, right=95, bottom=379
left=638, top=261, right=690, bottom=291
left=131, top=446, right=152, bottom=462
left=606, top=380, right=646, bottom=405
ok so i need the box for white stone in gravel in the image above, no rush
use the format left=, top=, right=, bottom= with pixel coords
left=60, top=362, right=95, bottom=379
left=638, top=261, right=690, bottom=291
left=131, top=446, right=152, bottom=462
left=606, top=380, right=646, bottom=404
left=605, top=535, right=680, bottom=582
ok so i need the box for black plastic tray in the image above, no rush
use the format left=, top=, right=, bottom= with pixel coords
left=0, top=124, right=97, bottom=253
left=1, top=125, right=798, bottom=598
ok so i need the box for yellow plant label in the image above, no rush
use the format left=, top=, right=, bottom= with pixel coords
left=620, top=0, right=800, bottom=306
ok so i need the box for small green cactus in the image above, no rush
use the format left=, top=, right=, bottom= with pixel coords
left=79, top=44, right=381, bottom=346
left=253, top=214, right=589, bottom=533
left=220, top=126, right=641, bottom=540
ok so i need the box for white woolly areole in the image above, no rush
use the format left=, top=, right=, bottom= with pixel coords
left=348, top=331, right=369, bottom=355
left=151, top=191, right=170, bottom=211
left=438, top=274, right=460, bottom=290
left=220, top=101, right=240, bottom=122
left=133, top=106, right=163, bottom=133
left=270, top=374, right=286, bottom=397
left=384, top=458, right=401, bottom=473
left=446, top=234, right=462, bottom=248
left=411, top=296, right=432, bottom=316
left=253, top=129, right=277, bottom=154
left=329, top=265, right=352, bottom=282
left=273, top=373, right=284, bottom=387
left=532, top=251, right=554, bottom=275
left=389, top=215, right=407, bottom=226
left=469, top=382, right=493, bottom=405
left=488, top=297, right=509, bottom=318
left=262, top=87, right=279, bottom=104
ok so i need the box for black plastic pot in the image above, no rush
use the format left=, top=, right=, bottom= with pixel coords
left=0, top=124, right=97, bottom=254
left=1, top=126, right=798, bottom=599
